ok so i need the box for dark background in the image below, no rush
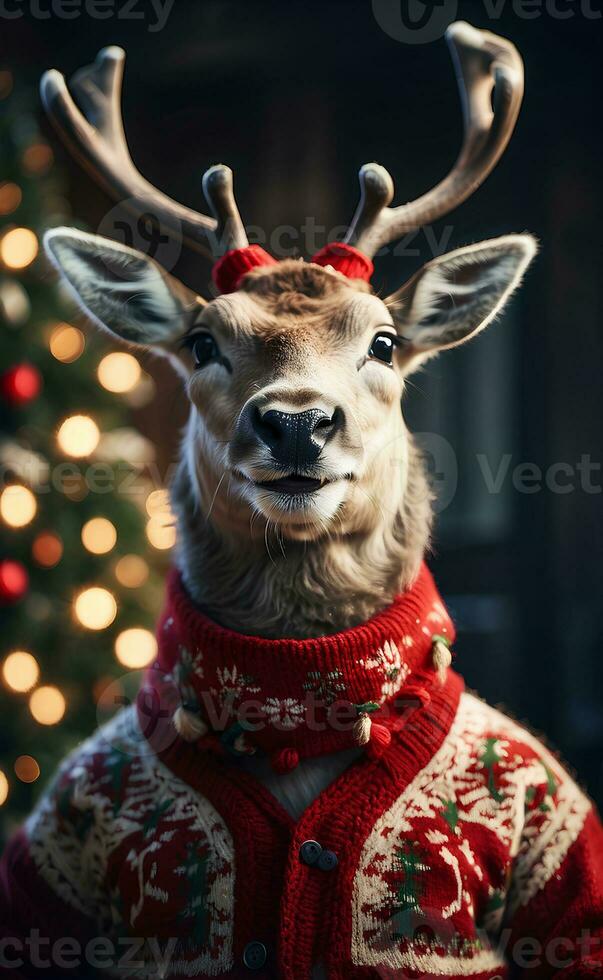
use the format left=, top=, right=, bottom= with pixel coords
left=2, top=0, right=602, bottom=804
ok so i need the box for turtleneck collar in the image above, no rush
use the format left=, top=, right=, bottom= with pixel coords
left=138, top=562, right=456, bottom=773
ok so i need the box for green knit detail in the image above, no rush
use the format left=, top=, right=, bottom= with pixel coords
left=390, top=843, right=429, bottom=940
left=178, top=841, right=210, bottom=947
left=142, top=798, right=174, bottom=837
left=480, top=737, right=506, bottom=803
left=354, top=701, right=380, bottom=715
left=440, top=798, right=459, bottom=832
left=303, top=667, right=346, bottom=705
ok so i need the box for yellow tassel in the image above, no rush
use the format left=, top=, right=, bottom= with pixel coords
left=353, top=713, right=372, bottom=746
left=432, top=639, right=452, bottom=683
left=173, top=706, right=208, bottom=742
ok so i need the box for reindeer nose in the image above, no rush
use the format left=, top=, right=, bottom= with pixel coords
left=252, top=407, right=337, bottom=468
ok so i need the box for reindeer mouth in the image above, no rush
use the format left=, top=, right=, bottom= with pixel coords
left=255, top=475, right=326, bottom=495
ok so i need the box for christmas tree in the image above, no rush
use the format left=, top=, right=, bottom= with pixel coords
left=0, top=67, right=171, bottom=844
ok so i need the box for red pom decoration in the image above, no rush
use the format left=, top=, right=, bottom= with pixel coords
left=366, top=723, right=392, bottom=760
left=1, top=363, right=42, bottom=406
left=212, top=245, right=278, bottom=294
left=0, top=560, right=29, bottom=604
left=271, top=747, right=300, bottom=775
left=311, top=242, right=374, bottom=282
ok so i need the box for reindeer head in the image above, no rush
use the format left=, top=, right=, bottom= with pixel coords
left=42, top=24, right=535, bottom=557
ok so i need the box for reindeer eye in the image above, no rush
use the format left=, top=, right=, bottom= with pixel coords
left=368, top=332, right=396, bottom=366
left=186, top=332, right=219, bottom=369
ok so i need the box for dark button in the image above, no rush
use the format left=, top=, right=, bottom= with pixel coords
left=317, top=849, right=338, bottom=872
left=299, top=839, right=322, bottom=866
left=243, top=941, right=267, bottom=970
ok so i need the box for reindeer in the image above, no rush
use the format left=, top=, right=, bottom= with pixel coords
left=41, top=23, right=533, bottom=641
left=38, top=22, right=537, bottom=823
left=16, top=23, right=602, bottom=980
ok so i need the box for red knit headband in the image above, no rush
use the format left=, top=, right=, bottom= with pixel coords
left=212, top=242, right=374, bottom=294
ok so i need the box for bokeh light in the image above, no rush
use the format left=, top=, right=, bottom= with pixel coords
left=57, top=414, right=100, bottom=457
left=81, top=517, right=117, bottom=555
left=22, top=143, right=53, bottom=175
left=49, top=323, right=85, bottom=363
left=0, top=770, right=8, bottom=806
left=146, top=488, right=171, bottom=518
left=114, top=628, right=157, bottom=669
left=146, top=520, right=177, bottom=550
left=145, top=489, right=176, bottom=549
left=115, top=554, right=149, bottom=588
left=2, top=650, right=39, bottom=692
left=32, top=531, right=63, bottom=568
left=0, top=484, right=37, bottom=528
left=0, top=227, right=38, bottom=269
left=0, top=182, right=22, bottom=216
left=74, top=586, right=117, bottom=630
left=14, top=755, right=40, bottom=783
left=97, top=352, right=141, bottom=393
left=29, top=685, right=66, bottom=725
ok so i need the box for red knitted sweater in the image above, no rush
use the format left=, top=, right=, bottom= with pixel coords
left=1, top=566, right=602, bottom=979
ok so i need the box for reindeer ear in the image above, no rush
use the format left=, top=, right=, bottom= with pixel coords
left=386, top=235, right=537, bottom=362
left=44, top=228, right=201, bottom=349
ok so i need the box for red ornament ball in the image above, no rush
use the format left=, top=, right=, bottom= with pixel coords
left=0, top=560, right=29, bottom=603
left=1, top=363, right=42, bottom=406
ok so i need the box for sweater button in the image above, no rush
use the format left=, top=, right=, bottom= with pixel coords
left=299, top=839, right=322, bottom=866
left=317, top=849, right=338, bottom=872
left=243, top=941, right=267, bottom=970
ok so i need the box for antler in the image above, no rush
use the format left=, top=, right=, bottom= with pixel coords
left=40, top=46, right=247, bottom=259
left=345, top=21, right=524, bottom=259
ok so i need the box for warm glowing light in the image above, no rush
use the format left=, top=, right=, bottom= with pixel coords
left=0, top=182, right=22, bottom=216
left=0, top=484, right=37, bottom=528
left=49, top=323, right=85, bottom=363
left=57, top=414, right=100, bottom=457
left=29, top=685, right=66, bottom=725
left=81, top=517, right=117, bottom=555
left=0, top=227, right=38, bottom=270
left=114, top=628, right=157, bottom=669
left=32, top=531, right=63, bottom=568
left=146, top=519, right=176, bottom=550
left=14, top=755, right=40, bottom=783
left=0, top=770, right=8, bottom=806
left=97, top=352, right=141, bottom=393
left=145, top=488, right=171, bottom=518
left=145, top=489, right=175, bottom=549
left=115, top=554, right=149, bottom=588
left=22, top=143, right=53, bottom=175
left=74, top=587, right=117, bottom=630
left=2, top=651, right=39, bottom=693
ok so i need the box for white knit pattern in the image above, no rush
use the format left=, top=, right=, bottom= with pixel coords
left=351, top=692, right=591, bottom=974
left=26, top=707, right=235, bottom=977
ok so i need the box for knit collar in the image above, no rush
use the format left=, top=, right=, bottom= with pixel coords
left=139, top=563, right=455, bottom=773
